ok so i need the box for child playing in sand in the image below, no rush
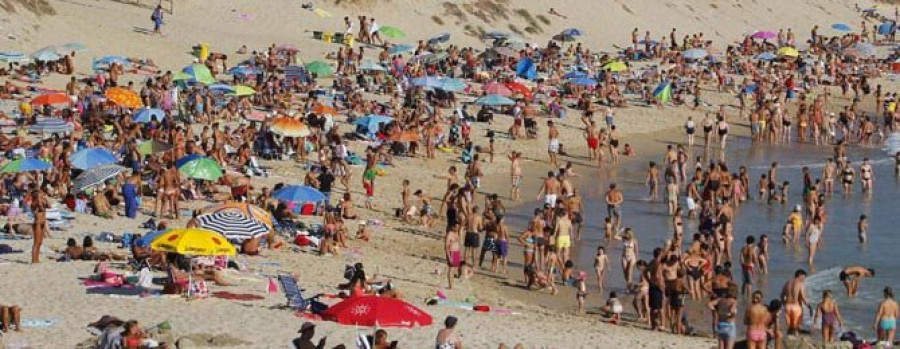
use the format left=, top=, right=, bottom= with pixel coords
left=355, top=221, right=370, bottom=242
left=600, top=291, right=624, bottom=324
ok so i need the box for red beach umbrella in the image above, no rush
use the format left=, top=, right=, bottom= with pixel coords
left=482, top=82, right=512, bottom=96
left=505, top=81, right=532, bottom=100
left=30, top=93, right=70, bottom=106
left=321, top=296, right=433, bottom=328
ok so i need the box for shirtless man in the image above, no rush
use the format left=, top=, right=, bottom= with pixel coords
left=875, top=287, right=899, bottom=344
left=566, top=188, right=584, bottom=240
left=585, top=121, right=600, bottom=161
left=30, top=188, right=50, bottom=264
left=547, top=120, right=560, bottom=168
left=444, top=224, right=462, bottom=289
left=740, top=236, right=759, bottom=296
left=822, top=158, right=836, bottom=196
left=554, top=211, right=573, bottom=264
left=605, top=183, right=624, bottom=231
left=781, top=269, right=810, bottom=335
left=463, top=206, right=484, bottom=268
left=840, top=266, right=875, bottom=297
left=645, top=162, right=660, bottom=200
left=535, top=172, right=561, bottom=208
left=745, top=291, right=770, bottom=349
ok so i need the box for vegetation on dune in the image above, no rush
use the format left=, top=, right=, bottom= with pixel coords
left=0, top=0, right=56, bottom=16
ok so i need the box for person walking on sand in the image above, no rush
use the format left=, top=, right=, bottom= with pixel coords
left=151, top=5, right=165, bottom=36
left=547, top=120, right=560, bottom=168
left=875, top=287, right=899, bottom=345
left=840, top=265, right=875, bottom=297
left=444, top=224, right=462, bottom=289
left=745, top=291, right=769, bottom=349
left=509, top=151, right=522, bottom=202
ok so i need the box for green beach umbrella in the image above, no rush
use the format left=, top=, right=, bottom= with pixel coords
left=378, top=26, right=406, bottom=39
left=172, top=71, right=192, bottom=81
left=137, top=140, right=173, bottom=156
left=176, top=155, right=223, bottom=181
left=305, top=60, right=334, bottom=77
left=1, top=158, right=52, bottom=173
left=602, top=61, right=628, bottom=72
left=229, top=85, right=256, bottom=97
left=181, top=63, right=216, bottom=85
left=653, top=81, right=673, bottom=103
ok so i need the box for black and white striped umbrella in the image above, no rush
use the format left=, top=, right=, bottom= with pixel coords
left=73, top=164, right=127, bottom=192
left=197, top=210, right=270, bottom=241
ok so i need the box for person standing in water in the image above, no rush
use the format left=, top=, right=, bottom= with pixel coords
left=875, top=287, right=899, bottom=345
left=594, top=246, right=609, bottom=295
left=858, top=214, right=869, bottom=243
left=781, top=269, right=810, bottom=336
left=860, top=157, right=874, bottom=193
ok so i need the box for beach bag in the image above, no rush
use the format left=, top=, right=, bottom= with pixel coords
left=136, top=267, right=153, bottom=288
left=191, top=279, right=209, bottom=299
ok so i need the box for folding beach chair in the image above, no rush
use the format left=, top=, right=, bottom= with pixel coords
left=277, top=274, right=326, bottom=314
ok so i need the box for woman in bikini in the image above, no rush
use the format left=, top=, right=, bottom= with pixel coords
left=813, top=289, right=843, bottom=343
left=621, top=229, right=639, bottom=290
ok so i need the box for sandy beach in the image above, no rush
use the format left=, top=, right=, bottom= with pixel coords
left=1, top=0, right=896, bottom=348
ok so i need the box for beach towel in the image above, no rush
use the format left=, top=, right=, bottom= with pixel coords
left=84, top=280, right=134, bottom=289
left=212, top=291, right=264, bottom=301
left=21, top=318, right=59, bottom=328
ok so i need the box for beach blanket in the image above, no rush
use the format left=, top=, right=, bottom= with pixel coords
left=434, top=299, right=518, bottom=315
left=107, top=293, right=180, bottom=299
left=21, top=318, right=59, bottom=328
left=212, top=291, right=264, bottom=301
left=83, top=280, right=134, bottom=289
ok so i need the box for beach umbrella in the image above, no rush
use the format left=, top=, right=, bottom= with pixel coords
left=30, top=93, right=71, bottom=106
left=69, top=147, right=118, bottom=170
left=171, top=71, right=192, bottom=82
left=561, top=28, right=582, bottom=36
left=474, top=94, right=515, bottom=106
left=755, top=52, right=777, bottom=61
left=435, top=77, right=466, bottom=92
left=683, top=49, right=708, bottom=60
left=360, top=60, right=387, bottom=72
left=176, top=155, right=223, bottom=181
left=602, top=61, right=628, bottom=72
left=313, top=105, right=338, bottom=115
left=272, top=185, right=327, bottom=203
left=483, top=82, right=512, bottom=96
left=0, top=51, right=30, bottom=64
left=492, top=46, right=519, bottom=58
left=197, top=210, right=270, bottom=241
left=304, top=60, right=333, bottom=77
left=552, top=34, right=577, bottom=42
left=106, top=87, right=143, bottom=109
left=506, top=82, right=532, bottom=99
left=202, top=202, right=273, bottom=229
left=227, top=65, right=259, bottom=76
left=353, top=114, right=393, bottom=134
left=181, top=64, right=216, bottom=85
left=31, top=47, right=60, bottom=62
left=73, top=164, right=127, bottom=192
left=562, top=71, right=588, bottom=79
left=378, top=26, right=406, bottom=39
left=228, top=85, right=256, bottom=97
left=484, top=31, right=509, bottom=40
left=411, top=76, right=442, bottom=88
left=271, top=117, right=310, bottom=137
left=276, top=43, right=300, bottom=53
left=751, top=31, right=776, bottom=40
left=653, top=81, right=673, bottom=103
left=832, top=23, right=852, bottom=32
left=863, top=8, right=878, bottom=13
left=423, top=52, right=449, bottom=64
left=135, top=230, right=166, bottom=247
left=777, top=46, right=799, bottom=57
left=569, top=77, right=598, bottom=86
left=244, top=109, right=268, bottom=122
left=58, top=42, right=87, bottom=53
left=94, top=55, right=129, bottom=67
left=321, top=295, right=433, bottom=328
left=150, top=228, right=237, bottom=256
left=879, top=21, right=896, bottom=36
left=1, top=158, right=51, bottom=173
left=29, top=117, right=73, bottom=134
left=389, top=129, right=421, bottom=142
left=388, top=44, right=413, bottom=54
left=133, top=108, right=166, bottom=123
left=207, top=83, right=235, bottom=94
left=428, top=33, right=451, bottom=45
left=137, top=140, right=172, bottom=155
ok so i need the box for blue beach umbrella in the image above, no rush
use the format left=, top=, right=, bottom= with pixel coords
left=435, top=77, right=466, bottom=92
left=832, top=23, right=852, bottom=32
left=227, top=65, right=259, bottom=76
left=411, top=76, right=442, bottom=88
left=853, top=42, right=876, bottom=57
left=653, top=81, right=673, bottom=103
left=569, top=77, right=598, bottom=86
left=1, top=158, right=52, bottom=173
left=563, top=71, right=588, bottom=79
left=428, top=33, right=451, bottom=45
left=133, top=108, right=166, bottom=123
left=484, top=31, right=510, bottom=40
left=360, top=60, right=387, bottom=72
left=353, top=114, right=393, bottom=134
left=0, top=51, right=29, bottom=64
left=69, top=147, right=119, bottom=170
left=272, top=185, right=327, bottom=203
left=94, top=55, right=129, bottom=66
left=208, top=83, right=236, bottom=93
left=474, top=94, right=515, bottom=106
left=32, top=47, right=60, bottom=62
left=561, top=28, right=582, bottom=36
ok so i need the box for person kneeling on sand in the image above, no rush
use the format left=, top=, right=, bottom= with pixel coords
left=600, top=291, right=624, bottom=324
left=525, top=266, right=558, bottom=295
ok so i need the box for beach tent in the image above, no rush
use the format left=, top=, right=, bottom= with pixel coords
left=653, top=81, right=673, bottom=103
left=516, top=58, right=537, bottom=80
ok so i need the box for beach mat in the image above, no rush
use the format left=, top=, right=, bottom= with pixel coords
left=211, top=291, right=264, bottom=301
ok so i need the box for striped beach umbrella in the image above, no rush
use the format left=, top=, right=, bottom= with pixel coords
left=29, top=117, right=74, bottom=134
left=69, top=147, right=118, bottom=170
left=73, top=165, right=127, bottom=192
left=198, top=210, right=270, bottom=241
left=181, top=64, right=216, bottom=85
left=1, top=158, right=52, bottom=173
left=0, top=51, right=30, bottom=64
left=133, top=108, right=166, bottom=123
left=202, top=202, right=274, bottom=229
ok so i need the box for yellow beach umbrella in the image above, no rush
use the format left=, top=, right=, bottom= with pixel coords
left=229, top=85, right=256, bottom=97
left=106, top=87, right=143, bottom=109
left=203, top=201, right=274, bottom=229
left=777, top=46, right=799, bottom=57
left=150, top=228, right=237, bottom=256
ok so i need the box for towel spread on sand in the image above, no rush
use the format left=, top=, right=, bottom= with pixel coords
left=212, top=291, right=264, bottom=301
left=83, top=280, right=134, bottom=289
left=21, top=319, right=59, bottom=328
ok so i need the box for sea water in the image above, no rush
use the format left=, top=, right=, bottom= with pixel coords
left=509, top=132, right=900, bottom=338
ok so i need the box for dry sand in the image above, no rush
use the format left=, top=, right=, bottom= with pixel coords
left=0, top=0, right=884, bottom=347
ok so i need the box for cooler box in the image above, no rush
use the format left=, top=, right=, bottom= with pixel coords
left=321, top=32, right=334, bottom=43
